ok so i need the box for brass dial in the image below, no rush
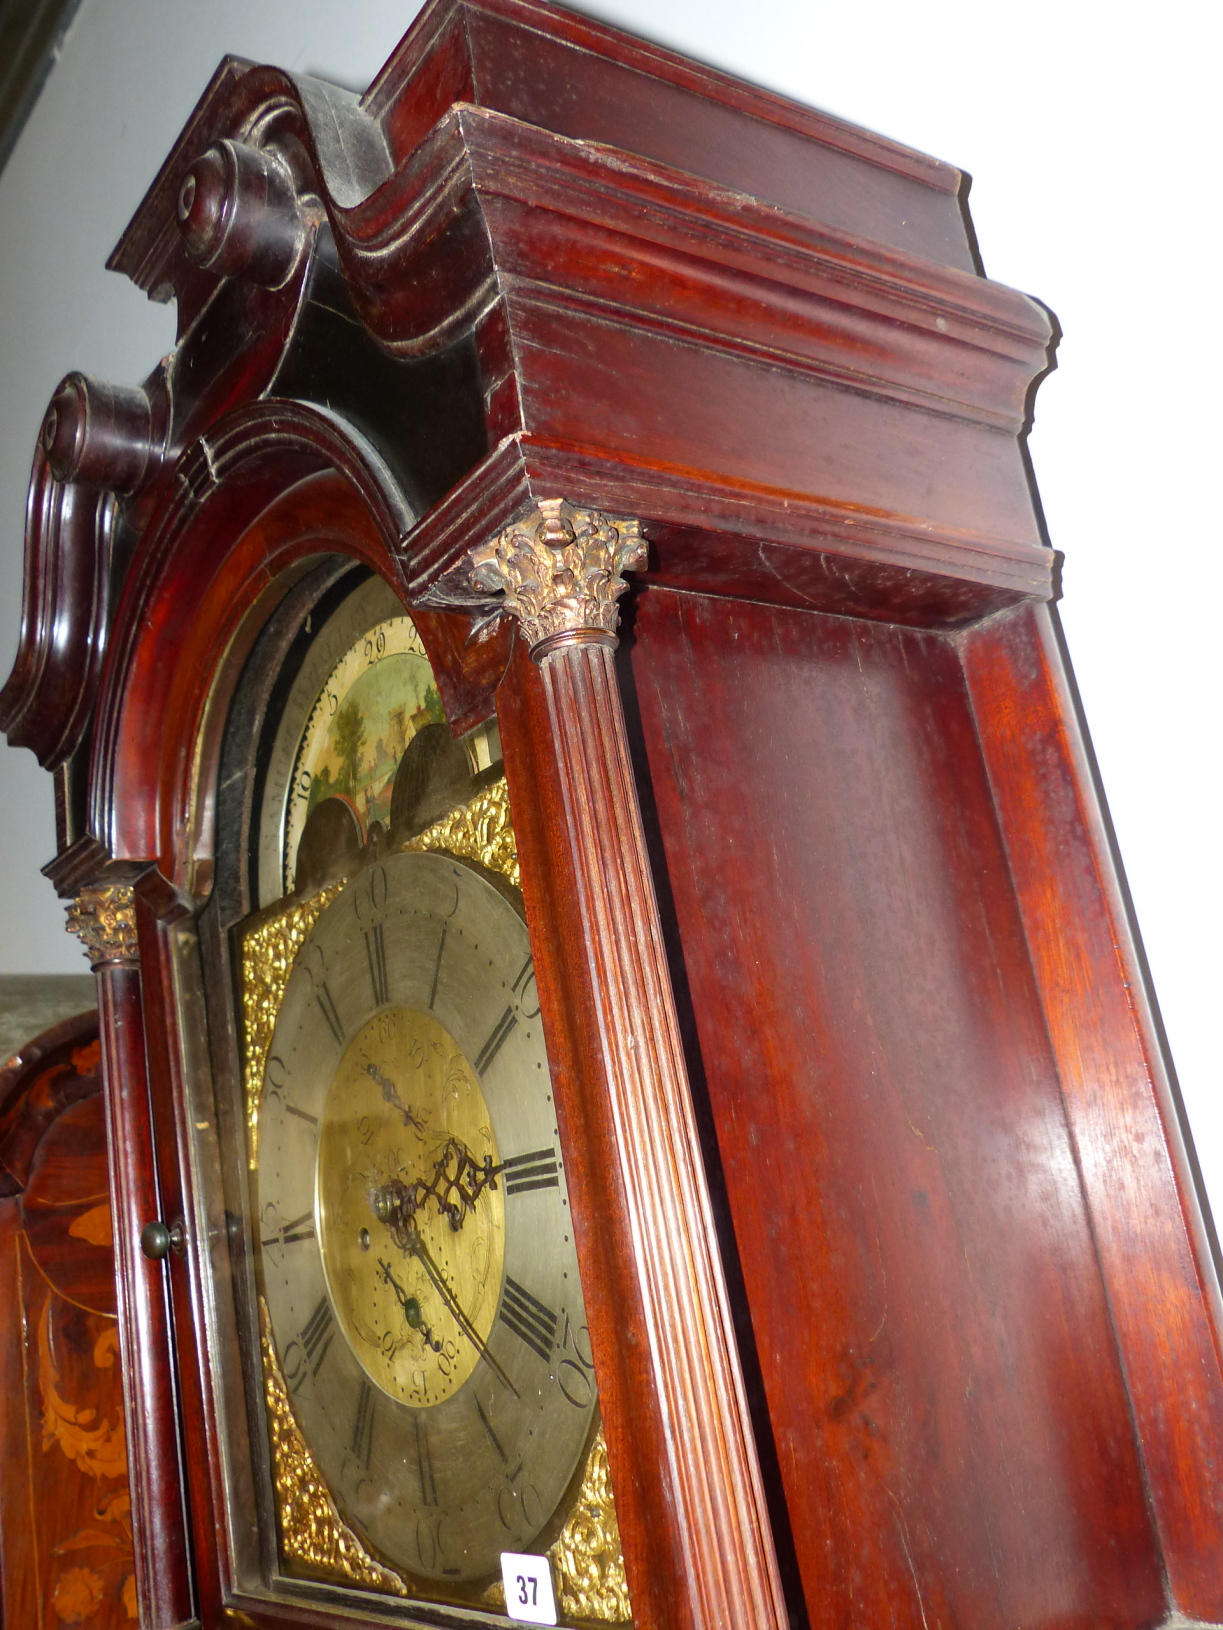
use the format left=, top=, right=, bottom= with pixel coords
left=317, top=1005, right=506, bottom=1407
left=254, top=849, right=597, bottom=1584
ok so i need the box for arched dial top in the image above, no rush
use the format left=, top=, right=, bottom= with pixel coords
left=254, top=849, right=597, bottom=1586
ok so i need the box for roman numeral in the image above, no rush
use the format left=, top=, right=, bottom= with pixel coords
left=351, top=1380, right=375, bottom=1469
left=475, top=1006, right=516, bottom=1076
left=429, top=923, right=447, bottom=1010
left=285, top=1103, right=318, bottom=1126
left=474, top=1394, right=507, bottom=1464
left=316, top=983, right=344, bottom=1046
left=499, top=1276, right=558, bottom=1364
left=415, top=1412, right=437, bottom=1505
left=364, top=923, right=389, bottom=1005
left=501, top=1147, right=560, bottom=1197
left=301, top=1297, right=335, bottom=1376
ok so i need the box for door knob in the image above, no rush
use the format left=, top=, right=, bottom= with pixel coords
left=140, top=1219, right=185, bottom=1260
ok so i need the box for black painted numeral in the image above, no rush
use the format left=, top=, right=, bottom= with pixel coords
left=475, top=1006, right=516, bottom=1076
left=351, top=1379, right=375, bottom=1469
left=474, top=1394, right=507, bottom=1464
left=499, top=1277, right=558, bottom=1363
left=429, top=923, right=447, bottom=1011
left=364, top=923, right=389, bottom=1006
left=300, top=1297, right=335, bottom=1377
left=501, top=1147, right=560, bottom=1197
left=415, top=1412, right=437, bottom=1505
left=285, top=1102, right=318, bottom=1126
left=511, top=955, right=540, bottom=1017
left=316, top=983, right=345, bottom=1046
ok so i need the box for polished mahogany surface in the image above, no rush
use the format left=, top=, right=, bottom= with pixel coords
left=626, top=587, right=1164, bottom=1626
left=2, top=0, right=1222, bottom=1626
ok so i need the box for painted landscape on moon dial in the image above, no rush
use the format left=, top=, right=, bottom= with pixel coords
left=303, top=650, right=442, bottom=834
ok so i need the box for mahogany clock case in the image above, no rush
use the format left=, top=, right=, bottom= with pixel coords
left=3, top=1, right=1223, bottom=1628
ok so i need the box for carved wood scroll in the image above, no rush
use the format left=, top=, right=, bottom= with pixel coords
left=470, top=501, right=789, bottom=1630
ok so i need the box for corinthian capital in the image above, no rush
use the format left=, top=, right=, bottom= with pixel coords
left=468, top=498, right=646, bottom=658
left=67, top=883, right=139, bottom=967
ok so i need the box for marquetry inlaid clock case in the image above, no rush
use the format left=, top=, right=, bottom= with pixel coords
left=3, top=3, right=1223, bottom=1628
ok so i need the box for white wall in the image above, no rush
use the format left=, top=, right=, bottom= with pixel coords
left=1, top=0, right=1218, bottom=1228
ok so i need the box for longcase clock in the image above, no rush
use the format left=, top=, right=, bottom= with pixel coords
left=3, top=2, right=1223, bottom=1628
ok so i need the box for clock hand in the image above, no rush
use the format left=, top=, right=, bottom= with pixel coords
left=405, top=1232, right=519, bottom=1399
left=376, top=1258, right=444, bottom=1354
left=372, top=1137, right=502, bottom=1238
left=360, top=1056, right=426, bottom=1135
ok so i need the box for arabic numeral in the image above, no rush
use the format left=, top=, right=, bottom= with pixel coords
left=414, top=1511, right=449, bottom=1571
left=435, top=1338, right=458, bottom=1380
left=556, top=1311, right=596, bottom=1408
left=264, top=1054, right=288, bottom=1103
left=281, top=1339, right=307, bottom=1394
left=354, top=863, right=389, bottom=923
left=497, top=1480, right=543, bottom=1534
left=556, top=1357, right=594, bottom=1409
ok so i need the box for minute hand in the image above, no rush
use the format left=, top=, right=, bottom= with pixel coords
left=408, top=1233, right=519, bottom=1399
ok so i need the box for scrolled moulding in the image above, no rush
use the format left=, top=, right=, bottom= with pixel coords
left=176, top=138, right=307, bottom=288
left=41, top=373, right=156, bottom=494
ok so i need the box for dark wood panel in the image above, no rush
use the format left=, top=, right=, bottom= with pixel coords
left=962, top=602, right=1223, bottom=1619
left=370, top=0, right=974, bottom=270
left=513, top=307, right=1041, bottom=548
left=624, top=584, right=1164, bottom=1629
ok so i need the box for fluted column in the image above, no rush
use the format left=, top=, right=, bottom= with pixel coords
left=469, top=501, right=788, bottom=1630
left=69, top=884, right=196, bottom=1630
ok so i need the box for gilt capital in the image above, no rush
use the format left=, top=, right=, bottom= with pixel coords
left=67, top=883, right=138, bottom=968
left=468, top=499, right=646, bottom=659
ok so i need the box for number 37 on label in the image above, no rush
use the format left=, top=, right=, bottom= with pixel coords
left=500, top=1551, right=558, bottom=1626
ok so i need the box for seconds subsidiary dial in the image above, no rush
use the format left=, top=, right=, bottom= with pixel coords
left=254, top=850, right=597, bottom=1584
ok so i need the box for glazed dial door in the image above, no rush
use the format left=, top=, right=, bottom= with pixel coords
left=255, top=849, right=596, bottom=1582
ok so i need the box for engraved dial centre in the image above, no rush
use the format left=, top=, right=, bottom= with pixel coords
left=316, top=1006, right=505, bottom=1408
